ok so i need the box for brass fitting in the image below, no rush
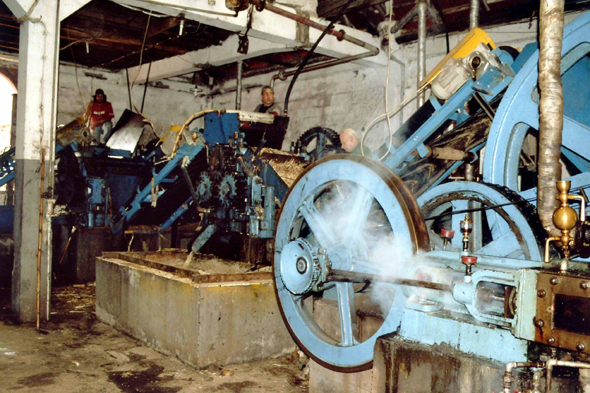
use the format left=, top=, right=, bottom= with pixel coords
left=460, top=215, right=472, bottom=255
left=544, top=181, right=581, bottom=268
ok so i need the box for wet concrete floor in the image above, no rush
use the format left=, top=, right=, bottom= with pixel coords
left=0, top=283, right=309, bottom=393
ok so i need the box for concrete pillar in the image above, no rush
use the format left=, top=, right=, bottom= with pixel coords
left=10, top=0, right=60, bottom=323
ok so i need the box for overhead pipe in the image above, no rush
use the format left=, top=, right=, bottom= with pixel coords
left=417, top=1, right=427, bottom=108
left=537, top=0, right=565, bottom=237
left=390, top=5, right=419, bottom=35
left=546, top=360, right=590, bottom=393
left=270, top=50, right=378, bottom=89
left=236, top=59, right=243, bottom=110
left=470, top=0, right=480, bottom=29
left=251, top=0, right=379, bottom=53
left=251, top=0, right=380, bottom=107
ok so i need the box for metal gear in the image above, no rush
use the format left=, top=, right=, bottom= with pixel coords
left=195, top=173, right=212, bottom=203
left=217, top=174, right=237, bottom=207
left=297, top=127, right=342, bottom=162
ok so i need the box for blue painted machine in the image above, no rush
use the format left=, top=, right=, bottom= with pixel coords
left=271, top=11, right=590, bottom=391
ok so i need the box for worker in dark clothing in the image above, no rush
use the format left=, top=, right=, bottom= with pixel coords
left=85, top=88, right=115, bottom=144
left=254, top=86, right=283, bottom=116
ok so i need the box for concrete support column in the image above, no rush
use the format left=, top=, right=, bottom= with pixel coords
left=11, top=0, right=60, bottom=323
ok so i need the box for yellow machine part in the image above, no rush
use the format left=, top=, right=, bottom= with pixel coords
left=419, top=27, right=496, bottom=88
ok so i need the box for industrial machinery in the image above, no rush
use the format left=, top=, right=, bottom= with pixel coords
left=271, top=10, right=590, bottom=391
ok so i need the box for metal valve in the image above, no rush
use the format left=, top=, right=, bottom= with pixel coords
left=544, top=180, right=587, bottom=271
left=440, top=228, right=455, bottom=250
left=460, top=215, right=472, bottom=255
left=461, top=255, right=477, bottom=283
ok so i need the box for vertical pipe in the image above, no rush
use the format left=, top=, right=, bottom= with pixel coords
left=417, top=1, right=427, bottom=108
left=236, top=60, right=243, bottom=110
left=125, top=69, right=133, bottom=111
left=390, top=55, right=406, bottom=125
left=7, top=94, right=17, bottom=206
left=537, top=0, right=565, bottom=236
left=140, top=62, right=152, bottom=113
left=470, top=0, right=480, bottom=29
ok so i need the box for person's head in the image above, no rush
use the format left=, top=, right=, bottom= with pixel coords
left=94, top=89, right=106, bottom=103
left=261, top=86, right=275, bottom=106
left=340, top=128, right=359, bottom=152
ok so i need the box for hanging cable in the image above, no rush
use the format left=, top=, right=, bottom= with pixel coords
left=283, top=0, right=356, bottom=115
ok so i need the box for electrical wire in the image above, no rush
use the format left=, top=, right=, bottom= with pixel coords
left=364, top=0, right=394, bottom=159
left=283, top=0, right=357, bottom=115
left=360, top=83, right=430, bottom=159
left=66, top=29, right=88, bottom=114
left=360, top=0, right=431, bottom=161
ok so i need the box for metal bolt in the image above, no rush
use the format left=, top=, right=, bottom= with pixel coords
left=578, top=343, right=586, bottom=352
left=548, top=337, right=556, bottom=345
left=581, top=282, right=589, bottom=290
left=318, top=248, right=326, bottom=255
left=550, top=277, right=559, bottom=285
left=535, top=319, right=545, bottom=328
left=296, top=257, right=308, bottom=274
left=538, top=289, right=547, bottom=298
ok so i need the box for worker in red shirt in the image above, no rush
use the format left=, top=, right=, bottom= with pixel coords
left=85, top=89, right=115, bottom=144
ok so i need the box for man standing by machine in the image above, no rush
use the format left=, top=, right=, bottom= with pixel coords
left=85, top=88, right=115, bottom=144
left=254, top=86, right=283, bottom=115
left=340, top=128, right=371, bottom=156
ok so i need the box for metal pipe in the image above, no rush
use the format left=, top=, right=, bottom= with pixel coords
left=537, top=0, right=565, bottom=237
left=236, top=59, right=243, bottom=110
left=328, top=269, right=453, bottom=292
left=254, top=0, right=379, bottom=113
left=532, top=369, right=544, bottom=393
left=546, top=360, right=590, bottom=393
left=254, top=0, right=380, bottom=51
left=8, top=93, right=16, bottom=206
left=125, top=69, right=133, bottom=111
left=263, top=1, right=376, bottom=51
left=470, top=0, right=479, bottom=29
left=503, top=361, right=546, bottom=393
left=270, top=50, right=378, bottom=88
left=390, top=5, right=419, bottom=35
left=140, top=62, right=152, bottom=113
left=390, top=54, right=406, bottom=125
left=417, top=1, right=427, bottom=108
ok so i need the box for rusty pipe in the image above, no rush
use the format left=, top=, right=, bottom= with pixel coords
left=546, top=360, right=590, bottom=393
left=270, top=50, right=377, bottom=88
left=537, top=0, right=565, bottom=237
left=503, top=361, right=546, bottom=393
left=252, top=0, right=380, bottom=55
left=390, top=5, right=419, bottom=35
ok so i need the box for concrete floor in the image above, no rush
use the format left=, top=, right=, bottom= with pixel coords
left=0, top=283, right=309, bottom=393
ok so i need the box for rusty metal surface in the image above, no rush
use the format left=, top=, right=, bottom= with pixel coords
left=535, top=270, right=590, bottom=353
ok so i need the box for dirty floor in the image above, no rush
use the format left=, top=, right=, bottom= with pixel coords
left=0, top=283, right=309, bottom=393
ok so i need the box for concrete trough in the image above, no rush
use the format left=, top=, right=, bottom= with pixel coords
left=96, top=250, right=295, bottom=368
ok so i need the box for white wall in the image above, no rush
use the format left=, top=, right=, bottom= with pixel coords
left=57, top=65, right=205, bottom=137
left=209, top=11, right=586, bottom=151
